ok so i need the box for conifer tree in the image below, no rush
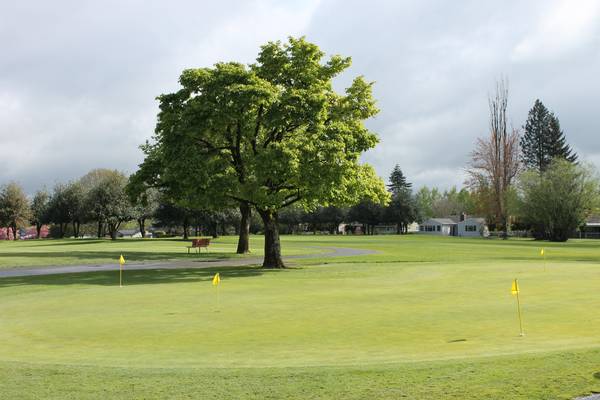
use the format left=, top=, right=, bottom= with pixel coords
left=387, top=164, right=412, bottom=196
left=521, top=99, right=577, bottom=172
left=547, top=113, right=577, bottom=163
left=521, top=99, right=550, bottom=172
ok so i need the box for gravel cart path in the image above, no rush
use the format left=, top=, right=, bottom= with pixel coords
left=0, top=246, right=376, bottom=278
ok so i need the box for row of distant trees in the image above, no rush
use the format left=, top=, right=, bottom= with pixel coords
left=0, top=169, right=243, bottom=241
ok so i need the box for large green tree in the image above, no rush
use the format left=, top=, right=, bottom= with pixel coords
left=520, top=99, right=577, bottom=172
left=0, top=182, right=30, bottom=240
left=137, top=37, right=388, bottom=268
left=518, top=159, right=599, bottom=241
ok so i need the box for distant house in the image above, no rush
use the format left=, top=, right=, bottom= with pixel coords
left=419, top=214, right=489, bottom=237
left=457, top=217, right=489, bottom=237
left=117, top=229, right=143, bottom=238
left=419, top=218, right=457, bottom=236
left=581, top=215, right=600, bottom=239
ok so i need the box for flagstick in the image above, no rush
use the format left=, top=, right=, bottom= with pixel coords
left=120, top=263, right=123, bottom=288
left=543, top=252, right=547, bottom=272
left=515, top=279, right=524, bottom=336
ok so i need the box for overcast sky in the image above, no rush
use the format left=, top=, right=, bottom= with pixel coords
left=1, top=0, right=599, bottom=194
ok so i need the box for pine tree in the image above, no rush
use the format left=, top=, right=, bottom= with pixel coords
left=521, top=99, right=551, bottom=172
left=547, top=113, right=577, bottom=163
left=521, top=99, right=578, bottom=172
left=387, top=164, right=412, bottom=196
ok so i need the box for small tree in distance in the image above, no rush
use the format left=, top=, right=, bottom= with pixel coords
left=0, top=182, right=30, bottom=240
left=86, top=171, right=132, bottom=240
left=30, top=189, right=50, bottom=239
left=518, top=159, right=599, bottom=241
left=467, top=79, right=520, bottom=238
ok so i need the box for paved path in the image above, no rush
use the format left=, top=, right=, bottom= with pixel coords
left=576, top=395, right=600, bottom=400
left=0, top=246, right=376, bottom=278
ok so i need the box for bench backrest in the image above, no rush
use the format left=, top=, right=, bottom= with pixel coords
left=192, top=238, right=210, bottom=247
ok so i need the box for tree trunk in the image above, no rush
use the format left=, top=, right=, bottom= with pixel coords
left=11, top=224, right=17, bottom=240
left=258, top=209, right=284, bottom=269
left=36, top=223, right=42, bottom=239
left=138, top=218, right=146, bottom=238
left=72, top=221, right=80, bottom=238
left=182, top=216, right=189, bottom=240
left=97, top=221, right=103, bottom=238
left=210, top=221, right=218, bottom=238
left=108, top=221, right=121, bottom=241
left=236, top=202, right=251, bottom=254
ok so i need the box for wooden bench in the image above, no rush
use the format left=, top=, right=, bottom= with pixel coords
left=187, top=238, right=210, bottom=254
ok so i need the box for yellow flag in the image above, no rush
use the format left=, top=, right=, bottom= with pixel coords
left=511, top=279, right=519, bottom=295
left=119, top=255, right=125, bottom=265
left=212, top=273, right=220, bottom=286
left=540, top=248, right=544, bottom=257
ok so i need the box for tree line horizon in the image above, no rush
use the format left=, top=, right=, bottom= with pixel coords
left=1, top=38, right=598, bottom=267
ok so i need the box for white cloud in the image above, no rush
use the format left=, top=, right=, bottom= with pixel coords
left=512, top=0, right=600, bottom=61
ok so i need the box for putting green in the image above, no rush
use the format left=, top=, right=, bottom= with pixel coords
left=1, top=235, right=599, bottom=399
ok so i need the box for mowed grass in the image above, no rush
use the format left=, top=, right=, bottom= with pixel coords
left=1, top=235, right=600, bottom=399
left=0, top=236, right=327, bottom=269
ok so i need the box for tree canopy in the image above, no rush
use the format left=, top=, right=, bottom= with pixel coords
left=387, top=165, right=412, bottom=196
left=137, top=37, right=388, bottom=267
left=520, top=99, right=577, bottom=172
left=30, top=189, right=50, bottom=239
left=0, top=182, right=30, bottom=240
left=518, top=159, right=599, bottom=241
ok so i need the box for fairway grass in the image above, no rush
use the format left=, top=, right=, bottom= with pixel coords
left=1, top=235, right=599, bottom=398
left=0, top=236, right=326, bottom=269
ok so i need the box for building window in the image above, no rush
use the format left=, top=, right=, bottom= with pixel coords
left=465, top=225, right=477, bottom=232
left=437, top=225, right=441, bottom=232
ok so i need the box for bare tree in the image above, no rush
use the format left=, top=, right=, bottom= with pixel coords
left=467, top=79, right=520, bottom=238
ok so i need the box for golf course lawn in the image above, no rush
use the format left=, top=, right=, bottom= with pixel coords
left=0, top=236, right=327, bottom=269
left=1, top=235, right=599, bottom=399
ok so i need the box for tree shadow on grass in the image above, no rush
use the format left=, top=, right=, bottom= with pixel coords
left=12, top=238, right=221, bottom=247
left=22, top=239, right=114, bottom=247
left=0, top=265, right=291, bottom=288
left=0, top=251, right=238, bottom=266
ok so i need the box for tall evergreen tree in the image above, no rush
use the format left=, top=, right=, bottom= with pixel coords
left=521, top=99, right=577, bottom=172
left=521, top=100, right=550, bottom=172
left=387, top=165, right=412, bottom=196
left=547, top=113, right=577, bottom=163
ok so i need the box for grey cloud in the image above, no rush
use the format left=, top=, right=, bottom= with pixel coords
left=0, top=0, right=598, bottom=194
